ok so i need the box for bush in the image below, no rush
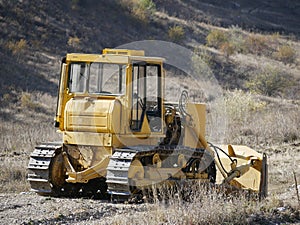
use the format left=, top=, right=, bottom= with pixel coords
left=193, top=47, right=215, bottom=67
left=206, top=29, right=236, bottom=58
left=206, top=29, right=228, bottom=49
left=67, top=36, right=80, bottom=48
left=20, top=92, right=43, bottom=111
left=244, top=34, right=268, bottom=55
left=0, top=93, right=11, bottom=106
left=138, top=0, right=156, bottom=13
left=227, top=26, right=247, bottom=53
left=6, top=39, right=28, bottom=55
left=168, top=25, right=185, bottom=43
left=220, top=42, right=235, bottom=59
left=71, top=0, right=79, bottom=10
left=126, top=0, right=156, bottom=22
left=223, top=90, right=266, bottom=123
left=192, top=48, right=216, bottom=83
left=20, top=93, right=34, bottom=108
left=274, top=44, right=296, bottom=64
left=246, top=67, right=292, bottom=97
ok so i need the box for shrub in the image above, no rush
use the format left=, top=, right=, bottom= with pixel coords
left=1, top=93, right=11, bottom=106
left=168, top=25, right=185, bottom=43
left=20, top=93, right=33, bottom=108
left=274, top=44, right=296, bottom=64
left=244, top=34, right=268, bottom=55
left=126, top=0, right=156, bottom=22
left=71, top=0, right=79, bottom=10
left=223, top=90, right=266, bottom=123
left=138, top=0, right=156, bottom=13
left=220, top=42, right=235, bottom=58
left=206, top=29, right=228, bottom=49
left=6, top=39, right=28, bottom=55
left=192, top=48, right=215, bottom=82
left=193, top=47, right=215, bottom=67
left=20, top=92, right=43, bottom=111
left=246, top=67, right=291, bottom=97
left=227, top=26, right=247, bottom=53
left=67, top=36, right=80, bottom=48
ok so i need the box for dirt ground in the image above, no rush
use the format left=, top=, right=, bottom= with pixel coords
left=0, top=143, right=300, bottom=225
left=0, top=192, right=147, bottom=225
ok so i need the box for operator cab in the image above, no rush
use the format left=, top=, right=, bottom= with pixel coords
left=55, top=49, right=164, bottom=139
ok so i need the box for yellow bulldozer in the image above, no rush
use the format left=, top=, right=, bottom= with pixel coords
left=27, top=49, right=268, bottom=201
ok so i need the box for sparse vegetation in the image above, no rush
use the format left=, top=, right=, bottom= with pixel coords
left=246, top=66, right=293, bottom=97
left=227, top=26, right=247, bottom=53
left=207, top=90, right=300, bottom=146
left=71, top=0, right=80, bottom=10
left=67, top=36, right=81, bottom=48
left=206, top=29, right=228, bottom=49
left=168, top=25, right=185, bottom=43
left=0, top=158, right=29, bottom=193
left=274, top=44, right=297, bottom=64
left=244, top=34, right=269, bottom=55
left=6, top=39, right=28, bottom=56
left=0, top=0, right=300, bottom=224
left=99, top=183, right=300, bottom=225
left=220, top=42, right=235, bottom=59
left=206, top=27, right=299, bottom=66
left=122, top=0, right=156, bottom=23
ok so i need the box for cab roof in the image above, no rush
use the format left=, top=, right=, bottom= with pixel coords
left=66, top=48, right=164, bottom=64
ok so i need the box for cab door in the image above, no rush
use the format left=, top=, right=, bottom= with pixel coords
left=130, top=63, right=146, bottom=132
left=130, top=62, right=163, bottom=134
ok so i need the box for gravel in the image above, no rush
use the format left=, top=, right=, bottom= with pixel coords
left=0, top=192, right=147, bottom=225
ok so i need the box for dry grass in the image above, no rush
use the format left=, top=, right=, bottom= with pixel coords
left=206, top=26, right=299, bottom=68
left=99, top=183, right=300, bottom=225
left=207, top=90, right=300, bottom=146
left=274, top=44, right=297, bottom=64
left=0, top=22, right=299, bottom=224
left=0, top=91, right=60, bottom=152
left=0, top=91, right=60, bottom=193
left=1, top=88, right=298, bottom=225
left=0, top=157, right=30, bottom=193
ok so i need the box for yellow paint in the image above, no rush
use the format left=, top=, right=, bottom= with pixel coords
left=54, top=48, right=267, bottom=194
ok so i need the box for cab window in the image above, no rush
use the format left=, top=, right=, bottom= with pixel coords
left=68, top=62, right=126, bottom=95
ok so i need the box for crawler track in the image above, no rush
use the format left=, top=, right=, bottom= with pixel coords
left=27, top=143, right=62, bottom=195
left=106, top=145, right=216, bottom=201
left=28, top=144, right=215, bottom=201
left=27, top=143, right=108, bottom=198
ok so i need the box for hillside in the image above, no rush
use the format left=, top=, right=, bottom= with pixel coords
left=0, top=1, right=300, bottom=224
left=0, top=0, right=300, bottom=96
left=156, top=0, right=300, bottom=34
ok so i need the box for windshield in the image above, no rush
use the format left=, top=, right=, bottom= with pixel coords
left=68, top=62, right=126, bottom=95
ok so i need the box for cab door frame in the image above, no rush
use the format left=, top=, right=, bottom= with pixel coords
left=129, top=62, right=163, bottom=134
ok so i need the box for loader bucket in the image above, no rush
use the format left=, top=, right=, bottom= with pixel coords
left=215, top=145, right=268, bottom=197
